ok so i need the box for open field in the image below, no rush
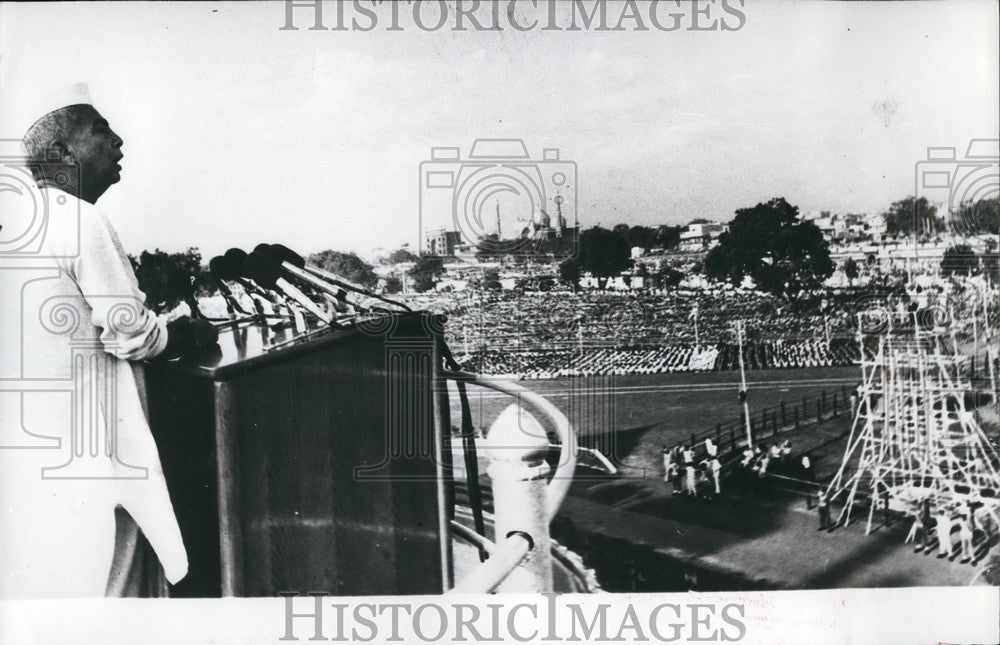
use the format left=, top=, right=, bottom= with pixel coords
left=448, top=365, right=861, bottom=476
left=452, top=366, right=860, bottom=434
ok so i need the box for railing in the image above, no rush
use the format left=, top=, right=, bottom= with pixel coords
left=450, top=526, right=535, bottom=594
left=665, top=386, right=856, bottom=467
left=442, top=370, right=578, bottom=594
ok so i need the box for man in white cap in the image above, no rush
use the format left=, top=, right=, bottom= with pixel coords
left=0, top=83, right=217, bottom=597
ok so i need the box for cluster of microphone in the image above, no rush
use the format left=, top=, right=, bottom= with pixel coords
left=207, top=243, right=408, bottom=333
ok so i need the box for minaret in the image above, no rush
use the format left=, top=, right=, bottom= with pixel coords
left=496, top=200, right=502, bottom=238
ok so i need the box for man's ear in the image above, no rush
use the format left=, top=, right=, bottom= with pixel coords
left=45, top=142, right=74, bottom=164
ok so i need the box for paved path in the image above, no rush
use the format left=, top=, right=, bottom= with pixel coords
left=554, top=476, right=988, bottom=590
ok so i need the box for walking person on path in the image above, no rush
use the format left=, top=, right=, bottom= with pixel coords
left=818, top=496, right=832, bottom=530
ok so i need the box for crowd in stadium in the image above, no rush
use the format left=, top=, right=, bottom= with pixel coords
left=449, top=339, right=858, bottom=379
left=400, top=288, right=871, bottom=378
left=395, top=275, right=999, bottom=379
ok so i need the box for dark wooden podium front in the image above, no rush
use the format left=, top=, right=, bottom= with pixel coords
left=144, top=313, right=449, bottom=597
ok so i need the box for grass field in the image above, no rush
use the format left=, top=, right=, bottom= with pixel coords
left=447, top=365, right=861, bottom=476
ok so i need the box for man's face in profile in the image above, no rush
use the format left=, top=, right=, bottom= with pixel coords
left=65, top=105, right=125, bottom=199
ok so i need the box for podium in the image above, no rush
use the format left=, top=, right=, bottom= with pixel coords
left=144, top=313, right=449, bottom=597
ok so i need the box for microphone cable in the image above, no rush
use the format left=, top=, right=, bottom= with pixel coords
left=438, top=335, right=489, bottom=562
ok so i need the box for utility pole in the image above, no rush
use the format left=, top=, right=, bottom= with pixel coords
left=693, top=304, right=700, bottom=350
left=736, top=320, right=753, bottom=447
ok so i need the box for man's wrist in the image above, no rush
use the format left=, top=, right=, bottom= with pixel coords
left=159, top=316, right=219, bottom=361
left=159, top=317, right=195, bottom=360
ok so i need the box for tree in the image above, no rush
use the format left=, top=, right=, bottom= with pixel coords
left=559, top=258, right=582, bottom=289
left=951, top=197, right=1000, bottom=236
left=704, top=197, right=834, bottom=297
left=308, top=250, right=378, bottom=288
left=843, top=257, right=860, bottom=282
left=882, top=196, right=943, bottom=237
left=386, top=248, right=418, bottom=265
left=130, top=247, right=206, bottom=314
left=610, top=224, right=657, bottom=251
left=383, top=275, right=403, bottom=294
left=474, top=233, right=519, bottom=261
left=408, top=256, right=444, bottom=292
left=623, top=225, right=659, bottom=251
left=655, top=225, right=683, bottom=249
left=983, top=238, right=1000, bottom=280
left=654, top=265, right=684, bottom=289
left=940, top=244, right=978, bottom=276
left=575, top=226, right=633, bottom=277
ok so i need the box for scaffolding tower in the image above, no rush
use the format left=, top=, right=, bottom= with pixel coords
left=825, top=306, right=1000, bottom=535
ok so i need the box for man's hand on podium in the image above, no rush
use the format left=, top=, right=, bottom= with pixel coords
left=161, top=316, right=220, bottom=360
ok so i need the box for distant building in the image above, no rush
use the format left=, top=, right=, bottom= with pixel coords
left=521, top=194, right=571, bottom=241
left=425, top=229, right=462, bottom=256
left=812, top=212, right=886, bottom=245
left=678, top=220, right=727, bottom=253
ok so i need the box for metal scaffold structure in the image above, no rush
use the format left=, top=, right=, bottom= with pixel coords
left=825, top=303, right=1000, bottom=536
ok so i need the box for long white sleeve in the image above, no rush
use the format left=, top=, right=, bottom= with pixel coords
left=66, top=209, right=168, bottom=360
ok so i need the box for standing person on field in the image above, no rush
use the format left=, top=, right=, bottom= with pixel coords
left=935, top=509, right=953, bottom=558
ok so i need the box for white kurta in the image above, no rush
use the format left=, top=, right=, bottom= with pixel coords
left=0, top=187, right=187, bottom=598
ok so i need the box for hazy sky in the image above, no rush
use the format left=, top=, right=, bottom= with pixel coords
left=2, top=1, right=997, bottom=260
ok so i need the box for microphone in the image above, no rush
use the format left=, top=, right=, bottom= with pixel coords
left=270, top=244, right=410, bottom=312
left=223, top=247, right=289, bottom=312
left=223, top=248, right=261, bottom=295
left=214, top=252, right=274, bottom=316
left=256, top=243, right=410, bottom=314
left=272, top=244, right=372, bottom=296
left=208, top=256, right=250, bottom=316
left=260, top=243, right=354, bottom=307
left=242, top=252, right=332, bottom=325
left=241, top=242, right=326, bottom=312
left=168, top=267, right=205, bottom=320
